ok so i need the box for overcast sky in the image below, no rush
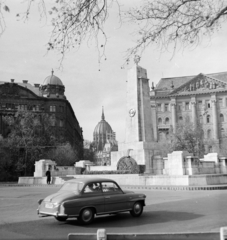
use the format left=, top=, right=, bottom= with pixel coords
left=1, top=1, right=227, bottom=143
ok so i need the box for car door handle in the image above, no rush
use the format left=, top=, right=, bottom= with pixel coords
left=105, top=196, right=110, bottom=199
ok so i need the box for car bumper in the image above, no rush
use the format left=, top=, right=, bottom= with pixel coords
left=37, top=209, right=68, bottom=218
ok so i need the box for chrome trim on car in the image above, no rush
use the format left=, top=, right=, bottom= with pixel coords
left=96, top=209, right=131, bottom=215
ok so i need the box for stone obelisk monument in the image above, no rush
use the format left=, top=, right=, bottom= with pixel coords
left=111, top=57, right=155, bottom=174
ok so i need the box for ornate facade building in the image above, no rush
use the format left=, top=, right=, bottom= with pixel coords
left=150, top=72, right=227, bottom=152
left=93, top=108, right=118, bottom=165
left=0, top=70, right=83, bottom=152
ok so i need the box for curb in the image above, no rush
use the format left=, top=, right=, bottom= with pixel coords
left=1, top=183, right=227, bottom=190
left=121, top=184, right=227, bottom=191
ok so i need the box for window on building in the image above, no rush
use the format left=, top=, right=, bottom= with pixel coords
left=207, top=129, right=211, bottom=138
left=50, top=106, right=56, bottom=112
left=199, top=115, right=203, bottom=124
left=6, top=103, right=14, bottom=110
left=19, top=104, right=27, bottom=111
left=179, top=116, right=183, bottom=122
left=51, top=119, right=55, bottom=126
left=157, top=104, right=161, bottom=111
left=165, top=117, right=169, bottom=124
left=59, top=120, right=64, bottom=127
left=178, top=103, right=182, bottom=111
left=164, top=103, right=169, bottom=112
left=158, top=118, right=162, bottom=125
left=198, top=101, right=202, bottom=109
left=218, top=98, right=223, bottom=107
left=220, top=114, right=224, bottom=122
left=207, top=115, right=210, bottom=123
left=185, top=102, right=190, bottom=110
left=205, top=100, right=210, bottom=108
left=221, top=128, right=225, bottom=137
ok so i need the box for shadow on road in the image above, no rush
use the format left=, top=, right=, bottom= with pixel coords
left=65, top=210, right=204, bottom=228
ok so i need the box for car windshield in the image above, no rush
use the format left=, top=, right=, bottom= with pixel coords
left=59, top=182, right=84, bottom=192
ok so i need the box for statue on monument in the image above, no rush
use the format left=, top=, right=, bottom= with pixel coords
left=134, top=55, right=141, bottom=65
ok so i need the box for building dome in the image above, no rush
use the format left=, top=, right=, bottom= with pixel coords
left=94, top=117, right=113, bottom=135
left=43, top=70, right=64, bottom=86
left=93, top=107, right=115, bottom=151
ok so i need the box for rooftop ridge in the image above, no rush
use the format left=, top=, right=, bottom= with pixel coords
left=160, top=71, right=227, bottom=80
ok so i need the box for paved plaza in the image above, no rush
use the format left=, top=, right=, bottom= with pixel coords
left=0, top=185, right=227, bottom=239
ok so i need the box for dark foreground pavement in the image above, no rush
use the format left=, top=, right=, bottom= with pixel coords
left=0, top=185, right=227, bottom=240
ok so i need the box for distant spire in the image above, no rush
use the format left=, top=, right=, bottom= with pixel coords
left=51, top=69, right=54, bottom=75
left=101, top=106, right=105, bottom=120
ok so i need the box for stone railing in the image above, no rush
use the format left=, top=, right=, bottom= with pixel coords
left=68, top=228, right=226, bottom=240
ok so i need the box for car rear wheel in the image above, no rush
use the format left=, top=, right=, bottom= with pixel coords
left=55, top=216, right=68, bottom=221
left=78, top=208, right=94, bottom=225
left=130, top=201, right=143, bottom=217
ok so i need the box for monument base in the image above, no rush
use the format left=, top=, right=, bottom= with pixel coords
left=18, top=173, right=227, bottom=187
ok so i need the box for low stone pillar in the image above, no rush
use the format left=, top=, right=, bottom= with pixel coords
left=203, top=153, right=219, bottom=164
left=219, top=157, right=227, bottom=174
left=167, top=151, right=192, bottom=176
left=185, top=156, right=199, bottom=175
left=34, top=160, right=46, bottom=177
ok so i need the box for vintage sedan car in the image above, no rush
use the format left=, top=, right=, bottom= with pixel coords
left=37, top=177, right=146, bottom=224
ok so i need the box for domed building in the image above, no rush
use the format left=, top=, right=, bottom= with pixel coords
left=0, top=70, right=83, bottom=159
left=41, top=70, right=66, bottom=99
left=93, top=108, right=118, bottom=165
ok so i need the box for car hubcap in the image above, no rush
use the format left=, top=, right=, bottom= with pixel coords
left=134, top=204, right=141, bottom=214
left=83, top=209, right=92, bottom=221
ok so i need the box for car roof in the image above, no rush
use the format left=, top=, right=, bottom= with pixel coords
left=65, top=178, right=117, bottom=184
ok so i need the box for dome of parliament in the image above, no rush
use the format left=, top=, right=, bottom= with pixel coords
left=94, top=110, right=113, bottom=135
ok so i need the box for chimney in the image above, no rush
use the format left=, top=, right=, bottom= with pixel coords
left=11, top=79, right=14, bottom=83
left=34, top=84, right=40, bottom=88
left=23, top=80, right=28, bottom=84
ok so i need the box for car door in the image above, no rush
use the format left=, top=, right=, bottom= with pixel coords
left=101, top=181, right=130, bottom=213
left=80, top=182, right=105, bottom=214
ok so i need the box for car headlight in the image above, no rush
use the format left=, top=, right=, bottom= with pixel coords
left=45, top=202, right=60, bottom=208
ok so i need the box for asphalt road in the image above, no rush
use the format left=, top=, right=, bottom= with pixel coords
left=0, top=185, right=227, bottom=240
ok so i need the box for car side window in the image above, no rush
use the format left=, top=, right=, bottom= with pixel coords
left=83, top=183, right=101, bottom=194
left=101, top=182, right=121, bottom=193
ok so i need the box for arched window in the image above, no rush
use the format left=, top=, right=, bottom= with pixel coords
left=207, top=115, right=210, bottom=123
left=220, top=114, right=224, bottom=122
left=179, top=116, right=183, bottom=122
left=165, top=117, right=169, bottom=124
left=158, top=118, right=162, bottom=125
left=207, top=129, right=211, bottom=138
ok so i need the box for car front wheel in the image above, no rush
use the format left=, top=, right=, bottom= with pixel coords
left=78, top=208, right=94, bottom=225
left=55, top=216, right=68, bottom=221
left=130, top=201, right=143, bottom=217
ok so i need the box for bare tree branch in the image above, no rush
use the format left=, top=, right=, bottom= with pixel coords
left=1, top=0, right=227, bottom=66
left=124, top=0, right=227, bottom=65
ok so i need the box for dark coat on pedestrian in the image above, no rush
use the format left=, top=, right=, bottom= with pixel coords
left=46, top=170, right=51, bottom=184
